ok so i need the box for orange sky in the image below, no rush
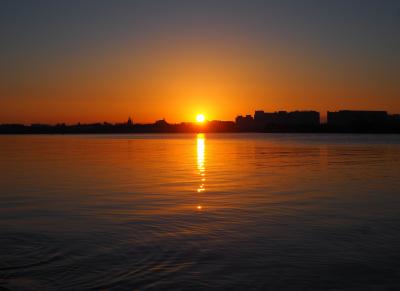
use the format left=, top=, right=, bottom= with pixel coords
left=1, top=1, right=399, bottom=124
left=2, top=41, right=399, bottom=124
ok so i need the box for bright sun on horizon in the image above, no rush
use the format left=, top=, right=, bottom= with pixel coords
left=196, top=114, right=205, bottom=123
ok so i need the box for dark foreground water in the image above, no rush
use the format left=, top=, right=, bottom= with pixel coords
left=1, top=133, right=400, bottom=290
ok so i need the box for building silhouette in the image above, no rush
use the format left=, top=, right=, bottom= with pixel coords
left=127, top=116, right=133, bottom=126
left=388, top=114, right=400, bottom=126
left=235, top=115, right=254, bottom=131
left=1, top=109, right=399, bottom=134
left=254, top=110, right=320, bottom=126
left=235, top=110, right=320, bottom=131
left=327, top=110, right=388, bottom=127
left=155, top=118, right=169, bottom=127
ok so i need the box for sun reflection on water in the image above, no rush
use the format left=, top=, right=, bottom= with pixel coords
left=197, top=133, right=206, bottom=192
left=196, top=134, right=206, bottom=210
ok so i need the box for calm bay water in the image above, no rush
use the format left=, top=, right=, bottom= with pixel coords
left=1, top=133, right=400, bottom=290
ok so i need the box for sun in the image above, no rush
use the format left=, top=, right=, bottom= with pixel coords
left=196, top=114, right=205, bottom=123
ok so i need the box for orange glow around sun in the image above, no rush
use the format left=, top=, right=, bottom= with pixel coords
left=196, top=114, right=205, bottom=123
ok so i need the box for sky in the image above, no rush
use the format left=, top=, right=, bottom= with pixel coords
left=0, top=0, right=399, bottom=124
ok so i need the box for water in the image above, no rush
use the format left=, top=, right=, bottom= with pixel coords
left=1, top=133, right=400, bottom=290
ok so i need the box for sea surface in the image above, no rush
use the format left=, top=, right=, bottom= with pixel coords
left=1, top=133, right=400, bottom=290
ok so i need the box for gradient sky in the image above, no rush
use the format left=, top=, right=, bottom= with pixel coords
left=1, top=0, right=399, bottom=124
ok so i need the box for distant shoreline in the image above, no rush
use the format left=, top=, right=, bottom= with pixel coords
left=2, top=110, right=399, bottom=134
left=1, top=129, right=400, bottom=135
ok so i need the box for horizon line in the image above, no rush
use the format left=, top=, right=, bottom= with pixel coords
left=1, top=109, right=399, bottom=126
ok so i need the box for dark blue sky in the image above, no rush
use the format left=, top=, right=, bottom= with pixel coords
left=1, top=1, right=399, bottom=53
